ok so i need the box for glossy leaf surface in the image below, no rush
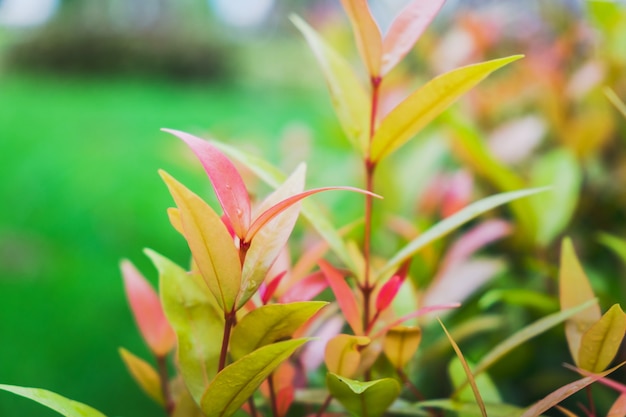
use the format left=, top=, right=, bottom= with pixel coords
left=291, top=15, right=370, bottom=154
left=370, top=55, right=523, bottom=162
left=326, top=373, right=401, bottom=417
left=340, top=0, right=382, bottom=77
left=380, top=187, right=547, bottom=277
left=119, top=347, right=164, bottom=405
left=0, top=384, right=107, bottom=417
left=325, top=334, right=370, bottom=378
left=559, top=238, right=602, bottom=365
left=230, top=301, right=327, bottom=360
left=579, top=304, right=626, bottom=372
left=162, top=129, right=251, bottom=239
left=200, top=339, right=308, bottom=417
left=160, top=170, right=241, bottom=312
left=147, top=249, right=223, bottom=403
left=383, top=326, right=422, bottom=369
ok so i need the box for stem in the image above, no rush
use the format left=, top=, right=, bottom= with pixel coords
left=247, top=397, right=260, bottom=417
left=156, top=355, right=175, bottom=416
left=586, top=385, right=596, bottom=417
left=396, top=368, right=425, bottom=401
left=218, top=309, right=236, bottom=372
left=268, top=373, right=280, bottom=417
left=316, top=394, right=332, bottom=417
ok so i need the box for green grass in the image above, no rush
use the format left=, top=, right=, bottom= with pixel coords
left=0, top=72, right=346, bottom=416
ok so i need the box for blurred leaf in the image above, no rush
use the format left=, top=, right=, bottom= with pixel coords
left=339, top=0, right=382, bottom=77
left=370, top=55, right=523, bottom=162
left=172, top=387, right=205, bottom=417
left=608, top=394, right=626, bottom=417
left=200, top=339, right=308, bottom=417
left=147, top=249, right=223, bottom=404
left=325, top=334, right=371, bottom=378
left=598, top=233, right=626, bottom=265
left=449, top=357, right=500, bottom=403
left=230, top=301, right=327, bottom=360
left=438, top=319, right=487, bottom=417
left=559, top=238, right=602, bottom=365
left=326, top=373, right=401, bottom=417
left=375, top=261, right=410, bottom=313
left=529, top=149, right=581, bottom=246
left=371, top=303, right=460, bottom=339
left=0, top=384, right=106, bottom=417
left=118, top=347, right=164, bottom=405
left=519, top=364, right=623, bottom=417
left=320, top=260, right=364, bottom=335
left=479, top=289, right=559, bottom=313
left=167, top=207, right=184, bottom=235
left=380, top=187, right=548, bottom=277
left=383, top=326, right=422, bottom=369
left=417, top=399, right=523, bottom=417
left=212, top=141, right=356, bottom=272
left=579, top=304, right=626, bottom=372
left=381, top=0, right=445, bottom=75
left=162, top=129, right=251, bottom=239
left=604, top=87, right=626, bottom=119
left=555, top=406, right=579, bottom=417
left=160, top=170, right=241, bottom=312
left=291, top=14, right=370, bottom=155
left=121, top=260, right=175, bottom=356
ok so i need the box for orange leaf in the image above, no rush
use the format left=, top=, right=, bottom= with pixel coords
left=121, top=260, right=175, bottom=356
left=325, top=334, right=370, bottom=378
left=339, top=0, right=382, bottom=77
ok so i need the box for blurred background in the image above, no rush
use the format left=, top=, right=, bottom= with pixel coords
left=1, top=0, right=625, bottom=416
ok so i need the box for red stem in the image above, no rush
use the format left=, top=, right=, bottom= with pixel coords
left=316, top=394, right=332, bottom=417
left=268, top=373, right=280, bottom=417
left=156, top=354, right=175, bottom=416
left=218, top=309, right=236, bottom=372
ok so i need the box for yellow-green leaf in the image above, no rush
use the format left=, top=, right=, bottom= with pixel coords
left=0, top=384, right=107, bottom=417
left=119, top=347, right=164, bottom=405
left=200, top=339, right=308, bottom=417
left=230, top=301, right=327, bottom=360
left=326, top=373, right=401, bottom=417
left=559, top=238, right=602, bottom=365
left=160, top=170, right=241, bottom=312
left=579, top=304, right=626, bottom=372
left=291, top=14, right=370, bottom=155
left=325, top=334, right=370, bottom=378
left=146, top=249, right=224, bottom=404
left=383, top=326, right=422, bottom=369
left=370, top=55, right=523, bottom=162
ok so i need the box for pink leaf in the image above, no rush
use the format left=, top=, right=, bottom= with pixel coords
left=121, top=260, right=176, bottom=357
left=244, top=186, right=380, bottom=243
left=371, top=303, right=460, bottom=339
left=375, top=261, right=410, bottom=313
left=162, top=128, right=251, bottom=239
left=381, top=0, right=445, bottom=76
left=280, top=271, right=329, bottom=303
left=609, top=394, right=626, bottom=417
left=320, top=260, right=364, bottom=335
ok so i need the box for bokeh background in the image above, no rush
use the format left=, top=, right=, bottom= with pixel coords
left=1, top=0, right=625, bottom=416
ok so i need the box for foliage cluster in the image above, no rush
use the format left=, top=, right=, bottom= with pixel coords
left=2, top=1, right=626, bottom=417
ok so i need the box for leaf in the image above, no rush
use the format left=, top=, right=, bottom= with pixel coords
left=449, top=357, right=501, bottom=404
left=371, top=303, right=460, bottom=340
left=326, top=373, right=401, bottom=417
left=519, top=364, right=623, bottom=417
left=416, top=399, right=524, bottom=417
left=604, top=87, right=626, bottom=119
left=121, top=260, right=175, bottom=357
left=383, top=326, right=422, bottom=369
left=160, top=170, right=241, bottom=312
left=0, top=384, right=107, bottom=417
left=200, top=339, right=308, bottom=417
left=119, top=347, right=164, bottom=405
left=370, top=55, right=523, bottom=162
left=379, top=187, right=548, bottom=277
left=339, top=0, right=382, bottom=77
left=325, top=334, right=371, bottom=378
left=291, top=15, right=370, bottom=154
left=438, top=319, right=487, bottom=417
left=529, top=149, right=581, bottom=247
left=559, top=238, right=602, bottom=365
left=320, top=260, right=363, bottom=335
left=230, top=301, right=327, bottom=360
left=162, top=129, right=251, bottom=239
left=579, top=304, right=626, bottom=372
left=381, top=0, right=445, bottom=76
left=146, top=249, right=224, bottom=404
left=375, top=261, right=410, bottom=313
left=167, top=207, right=184, bottom=235
left=608, top=394, right=626, bottom=417
left=598, top=233, right=626, bottom=265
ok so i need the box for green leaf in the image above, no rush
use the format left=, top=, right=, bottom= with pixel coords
left=529, top=149, right=581, bottom=247
left=579, top=304, right=626, bottom=372
left=119, top=347, right=164, bottom=405
left=449, top=357, right=500, bottom=403
left=211, top=141, right=357, bottom=273
left=230, top=301, right=327, bottom=360
left=200, top=339, right=308, bottom=417
left=598, top=233, right=626, bottom=265
left=291, top=14, right=370, bottom=155
left=160, top=170, right=242, bottom=312
left=370, top=55, right=523, bottom=162
left=0, top=384, right=106, bottom=417
left=146, top=249, right=224, bottom=404
left=379, top=187, right=548, bottom=277
left=326, top=373, right=401, bottom=417
left=559, top=238, right=602, bottom=365
left=417, top=399, right=524, bottom=417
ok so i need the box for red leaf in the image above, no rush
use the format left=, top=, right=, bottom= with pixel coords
left=162, top=128, right=251, bottom=239
left=280, top=271, right=329, bottom=303
left=121, top=260, right=175, bottom=357
left=260, top=271, right=288, bottom=305
left=381, top=0, right=445, bottom=75
left=371, top=303, right=461, bottom=339
left=375, top=261, right=410, bottom=312
left=319, top=260, right=363, bottom=335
